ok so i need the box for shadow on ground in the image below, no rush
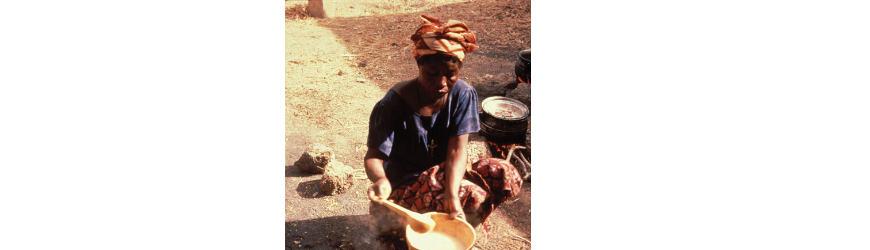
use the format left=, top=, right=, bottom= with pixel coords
left=286, top=164, right=320, bottom=178
left=496, top=181, right=532, bottom=237
left=296, top=179, right=325, bottom=199
left=286, top=215, right=409, bottom=250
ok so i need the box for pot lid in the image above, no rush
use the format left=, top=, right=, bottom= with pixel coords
left=481, top=97, right=529, bottom=121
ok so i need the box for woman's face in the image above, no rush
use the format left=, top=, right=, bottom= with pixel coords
left=417, top=59, right=461, bottom=99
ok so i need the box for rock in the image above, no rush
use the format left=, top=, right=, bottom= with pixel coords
left=294, top=143, right=334, bottom=174
left=491, top=72, right=515, bottom=86
left=320, top=161, right=353, bottom=195
left=472, top=82, right=503, bottom=100
left=505, top=81, right=531, bottom=109
left=471, top=72, right=515, bottom=99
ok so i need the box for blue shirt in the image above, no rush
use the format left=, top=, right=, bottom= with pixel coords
left=367, top=79, right=480, bottom=187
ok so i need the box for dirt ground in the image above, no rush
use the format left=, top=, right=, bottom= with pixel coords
left=285, top=0, right=531, bottom=249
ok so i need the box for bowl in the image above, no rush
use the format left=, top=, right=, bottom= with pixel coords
left=406, top=212, right=476, bottom=250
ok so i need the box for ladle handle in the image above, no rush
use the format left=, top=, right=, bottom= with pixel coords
left=379, top=199, right=418, bottom=218
left=377, top=198, right=437, bottom=233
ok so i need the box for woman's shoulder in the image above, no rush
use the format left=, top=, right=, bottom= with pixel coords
left=382, top=80, right=415, bottom=103
left=375, top=80, right=413, bottom=109
left=375, top=89, right=400, bottom=108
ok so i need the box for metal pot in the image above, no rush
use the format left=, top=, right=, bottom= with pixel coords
left=479, top=96, right=529, bottom=140
left=514, top=49, right=531, bottom=84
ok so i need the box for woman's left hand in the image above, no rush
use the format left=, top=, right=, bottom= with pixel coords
left=443, top=195, right=465, bottom=220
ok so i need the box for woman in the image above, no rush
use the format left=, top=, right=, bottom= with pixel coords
left=364, top=15, right=524, bottom=236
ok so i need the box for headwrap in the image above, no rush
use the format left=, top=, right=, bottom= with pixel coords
left=411, top=15, right=479, bottom=62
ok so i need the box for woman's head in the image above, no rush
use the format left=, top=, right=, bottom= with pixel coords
left=416, top=53, right=462, bottom=68
left=410, top=14, right=477, bottom=99
left=416, top=53, right=462, bottom=99
left=410, top=14, right=478, bottom=63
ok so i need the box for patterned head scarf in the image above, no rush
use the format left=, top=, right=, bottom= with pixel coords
left=411, top=14, right=479, bottom=62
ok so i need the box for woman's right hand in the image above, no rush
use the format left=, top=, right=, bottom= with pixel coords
left=367, top=178, right=392, bottom=204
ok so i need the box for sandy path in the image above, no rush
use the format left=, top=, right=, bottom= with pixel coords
left=285, top=17, right=384, bottom=166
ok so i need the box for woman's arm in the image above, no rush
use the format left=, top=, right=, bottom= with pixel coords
left=443, top=133, right=469, bottom=220
left=365, top=148, right=391, bottom=203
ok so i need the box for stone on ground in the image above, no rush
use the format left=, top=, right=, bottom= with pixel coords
left=294, top=143, right=334, bottom=174
left=320, top=161, right=353, bottom=195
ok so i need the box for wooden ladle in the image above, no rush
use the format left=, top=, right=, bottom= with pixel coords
left=377, top=199, right=436, bottom=234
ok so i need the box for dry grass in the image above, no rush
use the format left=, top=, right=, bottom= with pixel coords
left=285, top=4, right=310, bottom=20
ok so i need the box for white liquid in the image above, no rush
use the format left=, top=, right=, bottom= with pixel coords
left=413, top=231, right=466, bottom=250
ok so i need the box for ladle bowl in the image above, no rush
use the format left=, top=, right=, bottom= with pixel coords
left=406, top=212, right=476, bottom=250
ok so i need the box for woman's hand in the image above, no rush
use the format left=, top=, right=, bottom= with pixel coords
left=367, top=178, right=392, bottom=204
left=443, top=134, right=469, bottom=221
left=443, top=194, right=465, bottom=220
left=364, top=148, right=390, bottom=204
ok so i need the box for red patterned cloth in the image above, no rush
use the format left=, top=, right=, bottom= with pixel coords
left=411, top=14, right=479, bottom=62
left=385, top=158, right=523, bottom=226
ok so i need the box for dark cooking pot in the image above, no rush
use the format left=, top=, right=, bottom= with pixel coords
left=514, top=49, right=531, bottom=84
left=479, top=96, right=530, bottom=139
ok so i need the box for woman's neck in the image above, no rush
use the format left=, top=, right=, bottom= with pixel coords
left=414, top=78, right=445, bottom=116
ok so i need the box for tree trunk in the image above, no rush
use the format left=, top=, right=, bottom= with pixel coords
left=307, top=0, right=327, bottom=18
